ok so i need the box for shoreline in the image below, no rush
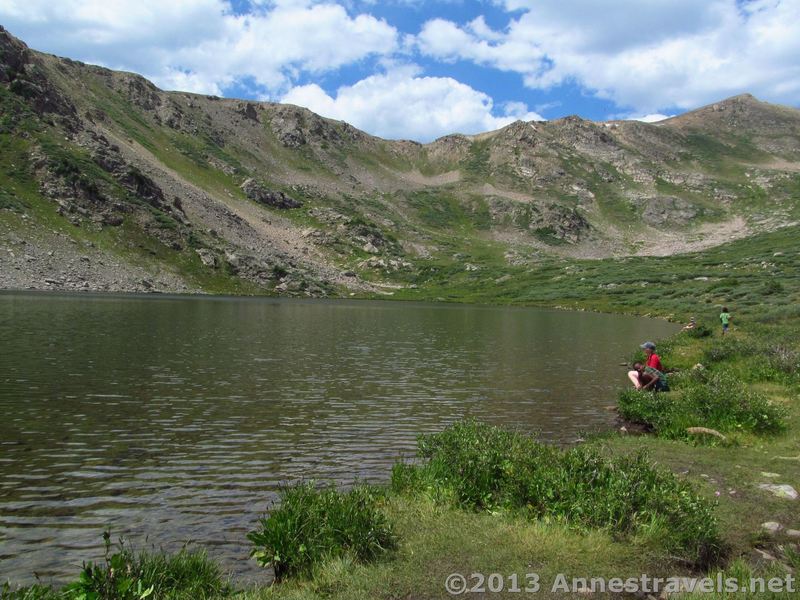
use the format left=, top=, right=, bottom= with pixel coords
left=0, top=286, right=683, bottom=323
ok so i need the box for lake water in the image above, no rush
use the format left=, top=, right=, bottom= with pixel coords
left=0, top=292, right=677, bottom=585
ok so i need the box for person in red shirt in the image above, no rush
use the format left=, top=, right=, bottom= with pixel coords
left=640, top=341, right=663, bottom=371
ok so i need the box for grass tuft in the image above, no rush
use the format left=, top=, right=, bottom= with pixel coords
left=1, top=532, right=229, bottom=600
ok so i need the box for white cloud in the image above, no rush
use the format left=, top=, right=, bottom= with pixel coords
left=632, top=114, right=673, bottom=123
left=282, top=65, right=544, bottom=141
left=0, top=0, right=398, bottom=95
left=418, top=17, right=543, bottom=74
left=420, top=0, right=800, bottom=113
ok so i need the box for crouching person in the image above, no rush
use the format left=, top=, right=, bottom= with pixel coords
left=628, top=362, right=669, bottom=392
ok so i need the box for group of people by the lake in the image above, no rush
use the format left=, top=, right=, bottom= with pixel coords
left=627, top=307, right=732, bottom=391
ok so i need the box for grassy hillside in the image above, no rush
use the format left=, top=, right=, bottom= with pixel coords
left=399, top=223, right=800, bottom=317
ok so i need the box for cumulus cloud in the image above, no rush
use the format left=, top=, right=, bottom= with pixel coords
left=0, top=0, right=398, bottom=95
left=419, top=0, right=800, bottom=113
left=282, top=66, right=544, bottom=141
left=418, top=17, right=543, bottom=74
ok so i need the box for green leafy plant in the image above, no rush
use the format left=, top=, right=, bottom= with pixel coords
left=248, top=482, right=397, bottom=581
left=60, top=532, right=154, bottom=600
left=4, top=532, right=230, bottom=600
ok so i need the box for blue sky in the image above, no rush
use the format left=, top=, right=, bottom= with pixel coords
left=1, top=0, right=798, bottom=141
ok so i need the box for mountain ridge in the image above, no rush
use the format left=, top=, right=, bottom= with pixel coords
left=1, top=25, right=799, bottom=296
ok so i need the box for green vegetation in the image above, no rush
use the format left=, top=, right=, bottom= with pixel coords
left=392, top=420, right=722, bottom=566
left=405, top=189, right=491, bottom=232
left=464, top=139, right=491, bottom=179
left=237, top=496, right=690, bottom=600
left=394, top=223, right=800, bottom=316
left=619, top=370, right=787, bottom=441
left=2, top=532, right=229, bottom=600
left=248, top=483, right=396, bottom=581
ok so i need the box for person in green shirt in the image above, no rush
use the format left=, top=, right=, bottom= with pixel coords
left=720, top=306, right=731, bottom=335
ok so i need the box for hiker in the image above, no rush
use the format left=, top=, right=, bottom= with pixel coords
left=629, top=361, right=669, bottom=392
left=720, top=306, right=731, bottom=335
left=682, top=317, right=696, bottom=331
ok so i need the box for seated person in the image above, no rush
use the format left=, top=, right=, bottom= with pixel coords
left=627, top=361, right=669, bottom=392
left=640, top=341, right=663, bottom=371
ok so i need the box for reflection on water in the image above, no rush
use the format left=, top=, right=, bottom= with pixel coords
left=0, top=293, right=676, bottom=584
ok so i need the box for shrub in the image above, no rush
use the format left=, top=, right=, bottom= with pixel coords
left=618, top=372, right=786, bottom=438
left=392, top=420, right=722, bottom=567
left=617, top=388, right=675, bottom=431
left=766, top=343, right=800, bottom=375
left=703, top=337, right=756, bottom=363
left=248, top=483, right=397, bottom=581
left=679, top=374, right=785, bottom=433
left=761, top=280, right=784, bottom=295
left=684, top=324, right=712, bottom=338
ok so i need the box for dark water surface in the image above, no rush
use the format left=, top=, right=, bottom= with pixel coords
left=0, top=292, right=677, bottom=584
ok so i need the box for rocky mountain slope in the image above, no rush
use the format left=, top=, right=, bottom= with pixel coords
left=1, top=26, right=799, bottom=296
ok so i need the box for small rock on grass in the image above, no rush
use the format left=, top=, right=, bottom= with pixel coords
left=686, top=426, right=727, bottom=441
left=761, top=521, right=783, bottom=535
left=752, top=548, right=778, bottom=562
left=761, top=472, right=781, bottom=478
left=758, top=483, right=799, bottom=500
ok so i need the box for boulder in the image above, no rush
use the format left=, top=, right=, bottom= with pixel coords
left=102, top=213, right=124, bottom=227
left=195, top=248, right=216, bottom=268
left=758, top=484, right=799, bottom=500
left=238, top=102, right=259, bottom=122
left=751, top=548, right=777, bottom=563
left=240, top=179, right=302, bottom=209
left=686, top=427, right=727, bottom=441
left=362, top=241, right=379, bottom=254
left=761, top=521, right=783, bottom=535
left=225, top=251, right=242, bottom=273
left=641, top=196, right=699, bottom=227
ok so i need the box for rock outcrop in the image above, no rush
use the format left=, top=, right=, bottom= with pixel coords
left=240, top=179, right=302, bottom=209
